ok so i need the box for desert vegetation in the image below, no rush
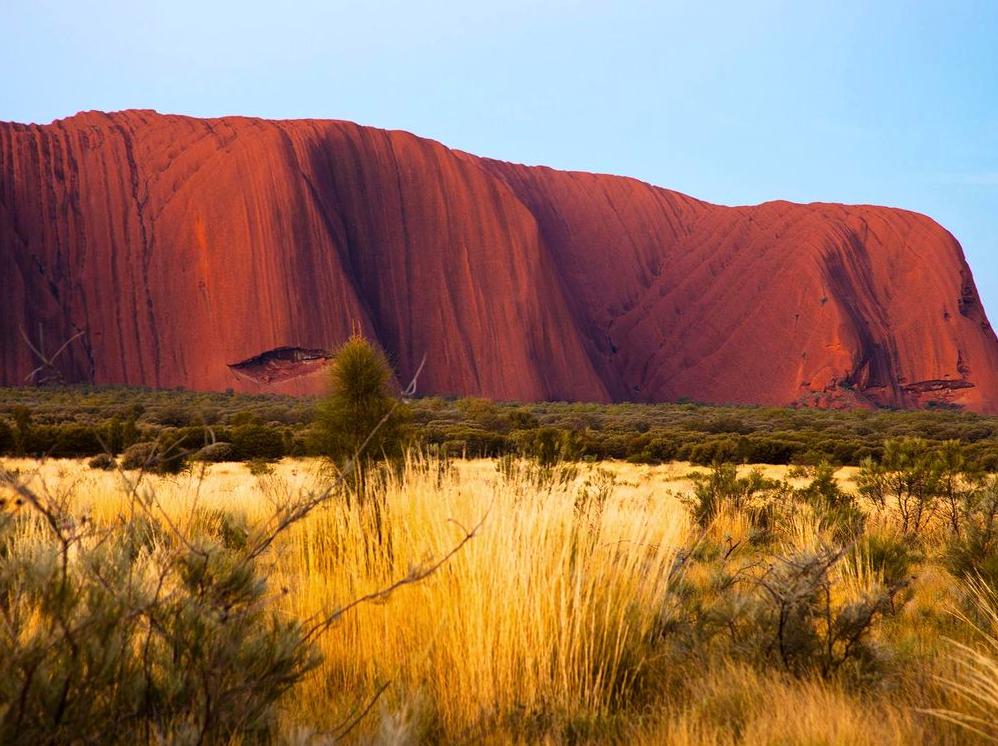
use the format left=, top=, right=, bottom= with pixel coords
left=3, top=447, right=998, bottom=742
left=5, top=385, right=998, bottom=469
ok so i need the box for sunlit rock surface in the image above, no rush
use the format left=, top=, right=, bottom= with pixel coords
left=3, top=110, right=996, bottom=411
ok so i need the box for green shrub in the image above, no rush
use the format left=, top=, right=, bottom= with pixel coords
left=664, top=544, right=907, bottom=681
left=424, top=425, right=508, bottom=457
left=0, top=419, right=13, bottom=454
left=741, top=435, right=802, bottom=464
left=247, top=458, right=275, bottom=476
left=120, top=441, right=188, bottom=474
left=749, top=548, right=905, bottom=677
left=7, top=385, right=998, bottom=470
left=120, top=441, right=157, bottom=470
left=11, top=405, right=31, bottom=456
left=100, top=416, right=125, bottom=454
left=856, top=438, right=942, bottom=537
left=231, top=424, right=285, bottom=461
left=646, top=434, right=679, bottom=462
left=685, top=464, right=779, bottom=529
left=47, top=423, right=103, bottom=457
left=192, top=441, right=234, bottom=462
left=857, top=533, right=918, bottom=593
left=441, top=439, right=469, bottom=456
left=688, top=436, right=744, bottom=465
left=87, top=453, right=116, bottom=471
left=788, top=464, right=865, bottom=540
left=945, top=477, right=998, bottom=587
left=0, top=472, right=317, bottom=744
left=513, top=427, right=569, bottom=466
left=147, top=403, right=194, bottom=427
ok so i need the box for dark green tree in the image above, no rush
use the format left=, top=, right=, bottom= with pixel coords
left=0, top=419, right=13, bottom=455
left=11, top=405, right=31, bottom=456
left=312, top=335, right=408, bottom=469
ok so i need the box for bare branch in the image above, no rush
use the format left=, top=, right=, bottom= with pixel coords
left=304, top=507, right=488, bottom=641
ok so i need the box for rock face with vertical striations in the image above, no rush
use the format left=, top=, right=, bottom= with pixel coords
left=2, top=110, right=997, bottom=412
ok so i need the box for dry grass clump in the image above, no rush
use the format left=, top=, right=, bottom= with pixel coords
left=930, top=579, right=998, bottom=742
left=278, top=456, right=689, bottom=738
left=632, top=663, right=920, bottom=745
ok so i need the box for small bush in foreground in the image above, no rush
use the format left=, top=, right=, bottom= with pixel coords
left=945, top=477, right=998, bottom=588
left=787, top=463, right=865, bottom=540
left=752, top=548, right=905, bottom=677
left=0, top=471, right=317, bottom=744
left=685, top=464, right=779, bottom=529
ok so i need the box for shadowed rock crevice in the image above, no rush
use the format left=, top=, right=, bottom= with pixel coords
left=228, top=347, right=332, bottom=384
left=903, top=379, right=975, bottom=393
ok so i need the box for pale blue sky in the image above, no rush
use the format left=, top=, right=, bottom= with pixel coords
left=3, top=1, right=997, bottom=314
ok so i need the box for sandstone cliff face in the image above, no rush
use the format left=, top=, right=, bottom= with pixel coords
left=2, top=110, right=996, bottom=412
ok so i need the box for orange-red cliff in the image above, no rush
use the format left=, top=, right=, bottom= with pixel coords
left=2, top=110, right=997, bottom=412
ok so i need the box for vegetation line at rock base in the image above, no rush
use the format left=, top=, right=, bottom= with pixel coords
left=4, top=385, right=998, bottom=469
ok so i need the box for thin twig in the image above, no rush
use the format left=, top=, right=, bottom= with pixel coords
left=305, top=507, right=488, bottom=641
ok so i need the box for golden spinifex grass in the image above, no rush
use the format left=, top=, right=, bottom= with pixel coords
left=278, top=457, right=690, bottom=734
left=631, top=662, right=919, bottom=746
left=2, top=455, right=997, bottom=743
left=929, top=578, right=998, bottom=741
left=0, top=456, right=690, bottom=738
